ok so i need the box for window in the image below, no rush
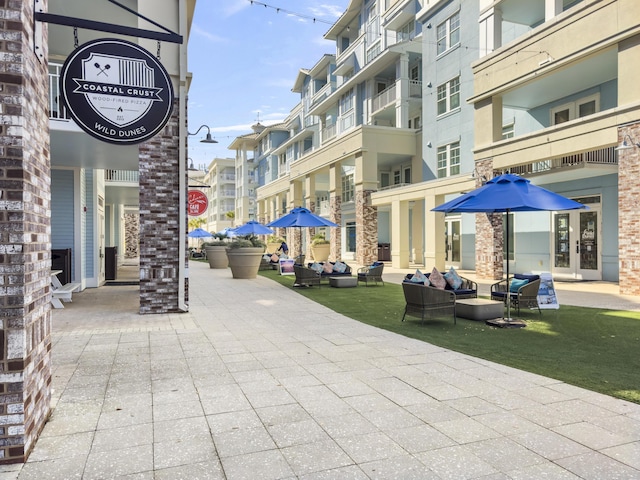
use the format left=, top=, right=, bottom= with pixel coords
left=342, top=172, right=355, bottom=202
left=502, top=123, right=515, bottom=139
left=409, top=115, right=421, bottom=129
left=403, top=166, right=411, bottom=184
left=393, top=170, right=401, bottom=185
left=551, top=94, right=600, bottom=125
left=380, top=172, right=390, bottom=188
left=398, top=20, right=414, bottom=42
left=340, top=88, right=355, bottom=131
left=436, top=11, right=460, bottom=55
left=437, top=76, right=460, bottom=115
left=437, top=141, right=460, bottom=178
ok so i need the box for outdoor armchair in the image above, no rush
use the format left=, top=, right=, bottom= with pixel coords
left=491, top=274, right=541, bottom=315
left=293, top=264, right=321, bottom=288
left=401, top=282, right=456, bottom=325
left=357, top=263, right=384, bottom=286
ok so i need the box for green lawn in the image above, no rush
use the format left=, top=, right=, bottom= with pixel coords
left=259, top=269, right=640, bottom=404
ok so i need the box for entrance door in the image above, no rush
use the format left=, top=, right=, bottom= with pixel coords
left=552, top=199, right=601, bottom=280
left=445, top=217, right=461, bottom=269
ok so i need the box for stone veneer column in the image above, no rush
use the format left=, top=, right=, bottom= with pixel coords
left=618, top=123, right=640, bottom=295
left=124, top=213, right=139, bottom=259
left=474, top=160, right=503, bottom=280
left=329, top=164, right=342, bottom=260
left=138, top=100, right=186, bottom=313
left=356, top=189, right=378, bottom=265
left=0, top=0, right=52, bottom=463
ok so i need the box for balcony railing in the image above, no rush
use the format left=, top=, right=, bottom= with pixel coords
left=372, top=84, right=397, bottom=112
left=49, top=63, right=70, bottom=120
left=510, top=147, right=618, bottom=176
left=322, top=123, right=337, bottom=142
left=105, top=170, right=139, bottom=183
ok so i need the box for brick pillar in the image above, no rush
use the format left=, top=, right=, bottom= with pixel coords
left=474, top=160, right=503, bottom=280
left=0, top=0, right=52, bottom=463
left=618, top=123, right=640, bottom=295
left=330, top=196, right=342, bottom=261
left=356, top=189, right=378, bottom=265
left=138, top=100, right=186, bottom=313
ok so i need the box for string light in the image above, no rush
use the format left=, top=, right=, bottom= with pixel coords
left=248, top=1, right=336, bottom=25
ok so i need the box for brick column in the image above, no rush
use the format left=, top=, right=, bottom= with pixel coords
left=329, top=164, right=342, bottom=261
left=474, top=160, right=503, bottom=280
left=138, top=100, right=186, bottom=313
left=0, top=0, right=52, bottom=463
left=618, top=123, right=640, bottom=295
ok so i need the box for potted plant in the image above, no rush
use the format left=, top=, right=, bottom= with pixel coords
left=202, top=234, right=229, bottom=269
left=310, top=233, right=330, bottom=262
left=226, top=234, right=266, bottom=279
left=266, top=234, right=286, bottom=254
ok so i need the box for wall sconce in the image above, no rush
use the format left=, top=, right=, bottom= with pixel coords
left=615, top=134, right=640, bottom=151
left=426, top=82, right=432, bottom=88
left=188, top=124, right=218, bottom=143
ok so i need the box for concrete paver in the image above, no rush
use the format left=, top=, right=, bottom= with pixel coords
left=2, top=261, right=639, bottom=479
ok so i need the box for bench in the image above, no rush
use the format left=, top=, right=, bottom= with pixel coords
left=51, top=282, right=81, bottom=309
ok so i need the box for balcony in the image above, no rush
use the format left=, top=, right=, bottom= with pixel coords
left=322, top=123, right=337, bottom=143
left=49, top=63, right=71, bottom=120
left=510, top=147, right=617, bottom=177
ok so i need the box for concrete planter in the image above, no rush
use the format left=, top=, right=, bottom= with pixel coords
left=311, top=243, right=330, bottom=262
left=226, top=247, right=265, bottom=279
left=204, top=245, right=228, bottom=269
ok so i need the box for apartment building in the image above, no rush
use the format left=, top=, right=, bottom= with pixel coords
left=240, top=0, right=639, bottom=293
left=469, top=0, right=638, bottom=290
left=199, top=157, right=236, bottom=232
left=0, top=0, right=196, bottom=462
left=253, top=0, right=425, bottom=265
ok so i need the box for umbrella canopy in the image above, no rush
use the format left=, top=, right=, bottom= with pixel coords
left=188, top=228, right=213, bottom=238
left=267, top=207, right=338, bottom=228
left=432, top=173, right=587, bottom=213
left=267, top=207, right=338, bottom=259
left=233, top=220, right=273, bottom=236
left=433, top=173, right=587, bottom=322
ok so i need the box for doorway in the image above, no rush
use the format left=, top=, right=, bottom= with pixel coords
left=445, top=217, right=461, bottom=269
left=552, top=197, right=601, bottom=280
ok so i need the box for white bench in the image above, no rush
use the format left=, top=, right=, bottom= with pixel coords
left=51, top=282, right=81, bottom=309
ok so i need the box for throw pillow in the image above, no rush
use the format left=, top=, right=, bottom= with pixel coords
left=333, top=261, right=347, bottom=273
left=510, top=278, right=529, bottom=293
left=270, top=254, right=279, bottom=262
left=430, top=267, right=447, bottom=289
left=323, top=263, right=334, bottom=274
left=410, top=269, right=428, bottom=284
left=444, top=267, right=463, bottom=290
left=310, top=262, right=324, bottom=273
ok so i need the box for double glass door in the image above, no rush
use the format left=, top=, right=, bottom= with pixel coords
left=445, top=217, right=461, bottom=269
left=552, top=198, right=600, bottom=280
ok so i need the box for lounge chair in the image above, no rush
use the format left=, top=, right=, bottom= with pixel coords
left=293, top=264, right=321, bottom=288
left=491, top=274, right=541, bottom=315
left=357, top=263, right=384, bottom=286
left=401, top=282, right=456, bottom=325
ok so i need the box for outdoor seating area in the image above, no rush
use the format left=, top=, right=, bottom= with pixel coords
left=491, top=274, right=542, bottom=315
left=293, top=264, right=321, bottom=287
left=307, top=261, right=352, bottom=282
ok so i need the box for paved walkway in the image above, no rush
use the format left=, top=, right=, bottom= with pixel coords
left=2, top=261, right=640, bottom=479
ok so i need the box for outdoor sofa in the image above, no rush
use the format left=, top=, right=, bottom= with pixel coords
left=403, top=271, right=477, bottom=299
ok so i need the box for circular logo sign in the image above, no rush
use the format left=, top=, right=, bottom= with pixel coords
left=60, top=38, right=175, bottom=145
left=188, top=190, right=209, bottom=217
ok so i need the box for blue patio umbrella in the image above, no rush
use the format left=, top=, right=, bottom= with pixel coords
left=188, top=228, right=213, bottom=238
left=267, top=207, right=338, bottom=259
left=432, top=173, right=587, bottom=323
left=233, top=220, right=273, bottom=236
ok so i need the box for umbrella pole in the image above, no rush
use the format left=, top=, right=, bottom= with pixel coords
left=505, top=210, right=511, bottom=321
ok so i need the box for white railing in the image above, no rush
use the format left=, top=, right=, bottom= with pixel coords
left=510, top=147, right=618, bottom=176
left=220, top=174, right=235, bottom=181
left=372, top=83, right=397, bottom=112
left=409, top=79, right=422, bottom=98
left=322, top=123, right=337, bottom=142
left=49, top=63, right=70, bottom=120
left=105, top=170, right=139, bottom=183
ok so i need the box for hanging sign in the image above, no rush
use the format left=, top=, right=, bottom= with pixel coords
left=188, top=190, right=208, bottom=216
left=60, top=38, right=175, bottom=145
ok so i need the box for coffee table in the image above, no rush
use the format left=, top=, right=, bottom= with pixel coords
left=456, top=298, right=503, bottom=321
